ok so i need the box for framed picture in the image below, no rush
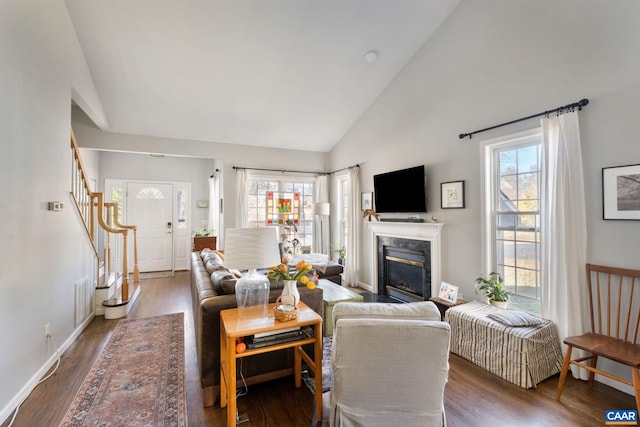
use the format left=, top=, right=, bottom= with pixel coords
left=438, top=282, right=459, bottom=303
left=361, top=192, right=373, bottom=211
left=603, top=164, right=640, bottom=220
left=441, top=180, right=465, bottom=209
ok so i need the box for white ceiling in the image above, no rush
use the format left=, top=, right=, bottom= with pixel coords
left=65, top=0, right=460, bottom=152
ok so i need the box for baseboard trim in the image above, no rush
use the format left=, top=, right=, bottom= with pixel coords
left=0, top=312, right=95, bottom=425
left=356, top=281, right=374, bottom=293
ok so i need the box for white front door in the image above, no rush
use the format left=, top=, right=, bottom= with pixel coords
left=126, top=182, right=174, bottom=272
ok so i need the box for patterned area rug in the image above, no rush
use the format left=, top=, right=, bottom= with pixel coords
left=303, top=336, right=333, bottom=395
left=59, top=313, right=186, bottom=426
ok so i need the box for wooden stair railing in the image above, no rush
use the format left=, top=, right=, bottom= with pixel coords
left=70, top=130, right=100, bottom=292
left=94, top=192, right=130, bottom=304
left=70, top=129, right=139, bottom=309
left=106, top=202, right=140, bottom=285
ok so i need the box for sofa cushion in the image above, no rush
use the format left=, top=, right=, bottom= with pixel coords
left=201, top=249, right=222, bottom=263
left=211, top=270, right=236, bottom=294
left=221, top=277, right=238, bottom=295
left=323, top=262, right=343, bottom=276
left=205, top=258, right=226, bottom=274
left=333, top=301, right=441, bottom=328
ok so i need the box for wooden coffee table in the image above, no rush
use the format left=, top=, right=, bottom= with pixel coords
left=220, top=301, right=323, bottom=427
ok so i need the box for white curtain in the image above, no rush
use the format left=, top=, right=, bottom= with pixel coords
left=234, top=168, right=248, bottom=229
left=345, top=166, right=360, bottom=287
left=540, top=111, right=588, bottom=379
left=208, top=174, right=220, bottom=235
left=315, top=174, right=330, bottom=254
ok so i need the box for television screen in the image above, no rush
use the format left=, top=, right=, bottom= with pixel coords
left=373, top=165, right=427, bottom=213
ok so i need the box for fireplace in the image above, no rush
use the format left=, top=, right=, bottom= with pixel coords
left=367, top=222, right=443, bottom=301
left=378, top=237, right=431, bottom=302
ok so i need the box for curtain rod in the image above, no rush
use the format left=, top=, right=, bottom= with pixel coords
left=459, top=98, right=589, bottom=140
left=233, top=166, right=327, bottom=175
left=232, top=163, right=360, bottom=175
left=330, top=164, right=359, bottom=174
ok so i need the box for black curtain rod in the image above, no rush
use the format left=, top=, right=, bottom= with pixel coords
left=232, top=166, right=327, bottom=175
left=330, top=164, right=359, bottom=174
left=232, top=163, right=360, bottom=175
left=459, top=98, right=589, bottom=140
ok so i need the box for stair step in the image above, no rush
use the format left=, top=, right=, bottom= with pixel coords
left=103, top=283, right=141, bottom=319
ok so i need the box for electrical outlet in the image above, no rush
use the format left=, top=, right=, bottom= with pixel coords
left=44, top=323, right=51, bottom=338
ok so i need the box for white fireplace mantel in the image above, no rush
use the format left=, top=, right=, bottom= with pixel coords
left=368, top=221, right=443, bottom=298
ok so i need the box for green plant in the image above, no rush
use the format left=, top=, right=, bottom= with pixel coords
left=334, top=246, right=346, bottom=261
left=193, top=228, right=215, bottom=237
left=475, top=272, right=508, bottom=302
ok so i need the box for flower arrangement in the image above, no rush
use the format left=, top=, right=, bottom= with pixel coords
left=268, top=258, right=316, bottom=289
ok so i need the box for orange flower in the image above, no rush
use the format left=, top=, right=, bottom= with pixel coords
left=267, top=258, right=316, bottom=289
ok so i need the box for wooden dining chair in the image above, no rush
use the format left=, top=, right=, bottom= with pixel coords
left=556, top=263, right=640, bottom=410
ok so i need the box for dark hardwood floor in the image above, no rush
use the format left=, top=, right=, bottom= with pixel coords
left=4, top=271, right=635, bottom=426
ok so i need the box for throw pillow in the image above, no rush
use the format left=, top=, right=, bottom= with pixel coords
left=205, top=257, right=225, bottom=274
left=211, top=270, right=235, bottom=294
left=487, top=310, right=545, bottom=327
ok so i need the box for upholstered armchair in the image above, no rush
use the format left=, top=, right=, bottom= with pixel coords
left=329, top=301, right=450, bottom=427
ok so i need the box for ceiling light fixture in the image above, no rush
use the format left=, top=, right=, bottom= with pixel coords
left=363, top=50, right=378, bottom=63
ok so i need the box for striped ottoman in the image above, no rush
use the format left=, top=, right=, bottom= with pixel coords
left=445, top=301, right=563, bottom=388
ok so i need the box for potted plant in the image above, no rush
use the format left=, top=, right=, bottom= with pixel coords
left=334, top=246, right=346, bottom=265
left=475, top=272, right=508, bottom=308
left=193, top=228, right=216, bottom=237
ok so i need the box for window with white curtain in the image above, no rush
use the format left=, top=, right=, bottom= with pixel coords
left=246, top=175, right=315, bottom=249
left=483, top=129, right=543, bottom=315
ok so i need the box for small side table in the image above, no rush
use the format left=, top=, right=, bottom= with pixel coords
left=429, top=297, right=467, bottom=320
left=220, top=302, right=323, bottom=427
left=193, top=235, right=217, bottom=251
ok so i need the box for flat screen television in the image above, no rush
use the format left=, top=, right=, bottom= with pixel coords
left=373, top=165, right=427, bottom=213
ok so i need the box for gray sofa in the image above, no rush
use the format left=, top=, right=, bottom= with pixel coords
left=190, top=249, right=324, bottom=407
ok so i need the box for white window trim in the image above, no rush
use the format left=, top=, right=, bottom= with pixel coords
left=479, top=128, right=543, bottom=279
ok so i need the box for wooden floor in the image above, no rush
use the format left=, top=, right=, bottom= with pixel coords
left=4, top=271, right=635, bottom=427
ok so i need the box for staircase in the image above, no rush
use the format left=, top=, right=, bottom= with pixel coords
left=70, top=130, right=140, bottom=319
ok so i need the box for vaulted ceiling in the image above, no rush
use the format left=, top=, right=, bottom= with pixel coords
left=66, top=0, right=460, bottom=152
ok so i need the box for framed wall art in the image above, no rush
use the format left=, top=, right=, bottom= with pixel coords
left=441, top=180, right=465, bottom=209
left=603, top=164, right=640, bottom=220
left=361, top=192, right=373, bottom=211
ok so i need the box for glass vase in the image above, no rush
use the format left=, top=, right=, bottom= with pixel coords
left=235, top=269, right=269, bottom=317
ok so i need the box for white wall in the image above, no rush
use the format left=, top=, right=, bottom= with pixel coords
left=97, top=151, right=214, bottom=230
left=328, top=0, right=640, bottom=391
left=72, top=114, right=330, bottom=241
left=0, top=0, right=107, bottom=420
left=330, top=0, right=640, bottom=296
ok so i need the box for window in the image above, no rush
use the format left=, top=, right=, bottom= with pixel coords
left=483, top=129, right=542, bottom=314
left=247, top=176, right=315, bottom=250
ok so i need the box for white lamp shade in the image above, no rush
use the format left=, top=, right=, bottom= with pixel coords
left=224, top=227, right=282, bottom=271
left=313, top=202, right=330, bottom=216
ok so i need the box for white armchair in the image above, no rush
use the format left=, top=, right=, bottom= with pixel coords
left=329, top=301, right=450, bottom=427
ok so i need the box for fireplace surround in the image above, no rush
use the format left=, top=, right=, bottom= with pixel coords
left=368, top=222, right=443, bottom=300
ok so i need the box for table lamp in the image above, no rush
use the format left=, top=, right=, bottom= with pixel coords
left=224, top=227, right=281, bottom=317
